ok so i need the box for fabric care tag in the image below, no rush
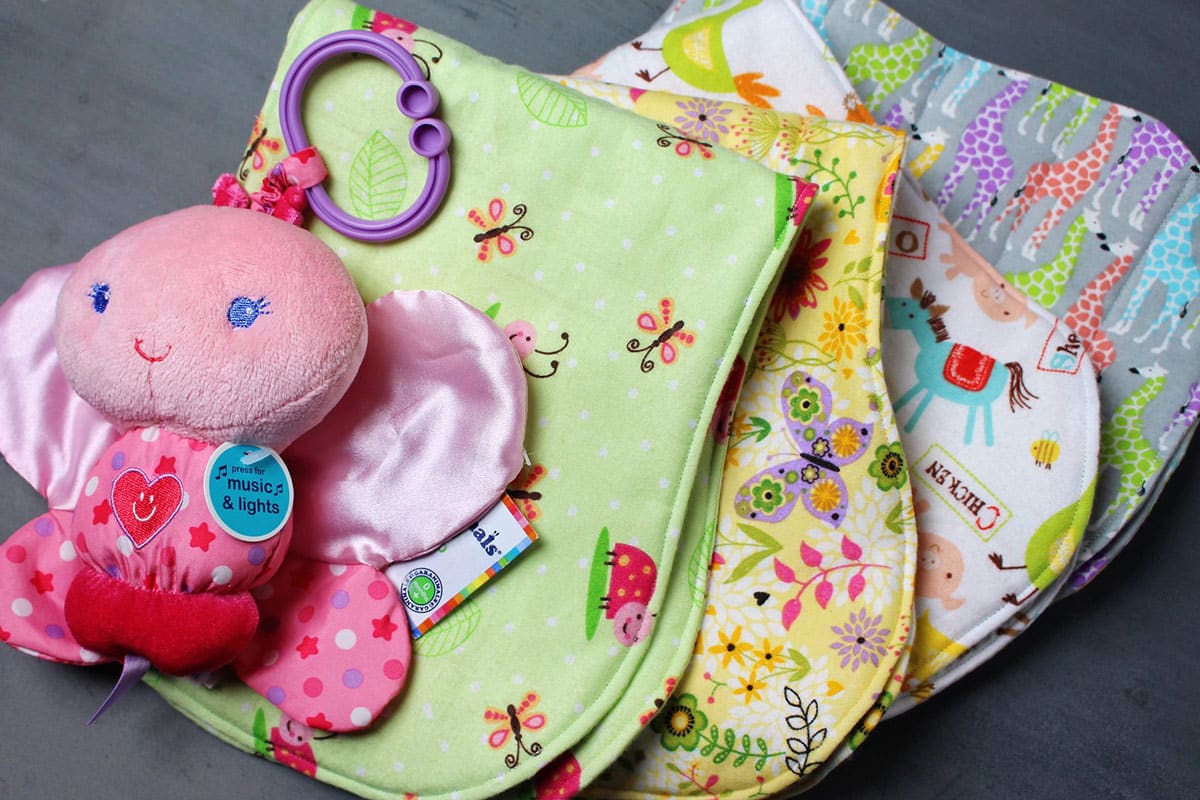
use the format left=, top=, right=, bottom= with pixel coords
left=203, top=443, right=294, bottom=542
left=386, top=494, right=538, bottom=638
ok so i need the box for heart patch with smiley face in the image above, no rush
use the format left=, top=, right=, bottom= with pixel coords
left=111, top=468, right=184, bottom=548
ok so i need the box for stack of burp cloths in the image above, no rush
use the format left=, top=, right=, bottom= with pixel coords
left=2, top=0, right=1197, bottom=798
left=563, top=4, right=1103, bottom=798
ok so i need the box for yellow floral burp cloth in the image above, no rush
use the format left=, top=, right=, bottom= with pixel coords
left=555, top=80, right=916, bottom=799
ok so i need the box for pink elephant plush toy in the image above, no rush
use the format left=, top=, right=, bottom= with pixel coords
left=0, top=203, right=527, bottom=731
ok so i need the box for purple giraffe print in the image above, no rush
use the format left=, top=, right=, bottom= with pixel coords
left=1092, top=118, right=1200, bottom=231
left=935, top=70, right=1031, bottom=241
left=881, top=98, right=915, bottom=130
left=1160, top=380, right=1200, bottom=451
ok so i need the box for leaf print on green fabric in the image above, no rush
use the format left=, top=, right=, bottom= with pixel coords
left=517, top=72, right=588, bottom=127
left=348, top=130, right=408, bottom=220
left=688, top=521, right=718, bottom=609
left=584, top=527, right=611, bottom=641
left=252, top=708, right=269, bottom=758
left=414, top=600, right=482, bottom=656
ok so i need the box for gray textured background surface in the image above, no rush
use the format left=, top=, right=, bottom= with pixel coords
left=0, top=1, right=1196, bottom=798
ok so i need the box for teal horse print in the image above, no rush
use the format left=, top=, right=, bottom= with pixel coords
left=886, top=279, right=1038, bottom=446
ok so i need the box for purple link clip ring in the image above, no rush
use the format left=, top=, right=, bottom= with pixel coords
left=279, top=30, right=451, bottom=241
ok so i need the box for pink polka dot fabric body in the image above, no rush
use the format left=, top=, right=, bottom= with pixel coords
left=236, top=557, right=410, bottom=731
left=0, top=427, right=410, bottom=730
left=0, top=508, right=93, bottom=664
left=0, top=429, right=288, bottom=667
left=72, top=430, right=293, bottom=596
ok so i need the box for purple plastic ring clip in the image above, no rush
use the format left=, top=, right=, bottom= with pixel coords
left=279, top=30, right=451, bottom=241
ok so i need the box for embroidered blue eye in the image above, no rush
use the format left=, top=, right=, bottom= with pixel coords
left=88, top=282, right=111, bottom=314
left=227, top=296, right=271, bottom=329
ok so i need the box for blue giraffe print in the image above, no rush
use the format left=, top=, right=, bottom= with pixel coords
left=940, top=58, right=991, bottom=119
left=798, top=0, right=831, bottom=36
left=1109, top=193, right=1200, bottom=353
left=910, top=44, right=964, bottom=99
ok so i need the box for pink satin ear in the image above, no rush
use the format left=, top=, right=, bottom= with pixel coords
left=285, top=290, right=527, bottom=566
left=0, top=265, right=122, bottom=508
left=0, top=509, right=111, bottom=665
left=234, top=555, right=410, bottom=732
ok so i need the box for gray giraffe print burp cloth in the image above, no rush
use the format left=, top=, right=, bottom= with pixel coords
left=798, top=0, right=1200, bottom=594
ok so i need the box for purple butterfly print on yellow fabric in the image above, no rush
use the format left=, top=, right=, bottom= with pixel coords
left=734, top=371, right=873, bottom=528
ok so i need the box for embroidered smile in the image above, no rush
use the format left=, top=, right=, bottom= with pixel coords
left=134, top=338, right=172, bottom=362
left=132, top=492, right=158, bottom=522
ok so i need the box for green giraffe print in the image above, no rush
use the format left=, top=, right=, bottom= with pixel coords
left=1017, top=83, right=1100, bottom=157
left=1097, top=365, right=1167, bottom=526
left=1184, top=311, right=1199, bottom=349
left=843, top=30, right=934, bottom=112
left=1005, top=209, right=1097, bottom=309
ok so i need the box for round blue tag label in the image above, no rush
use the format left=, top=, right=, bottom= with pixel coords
left=203, top=443, right=294, bottom=543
